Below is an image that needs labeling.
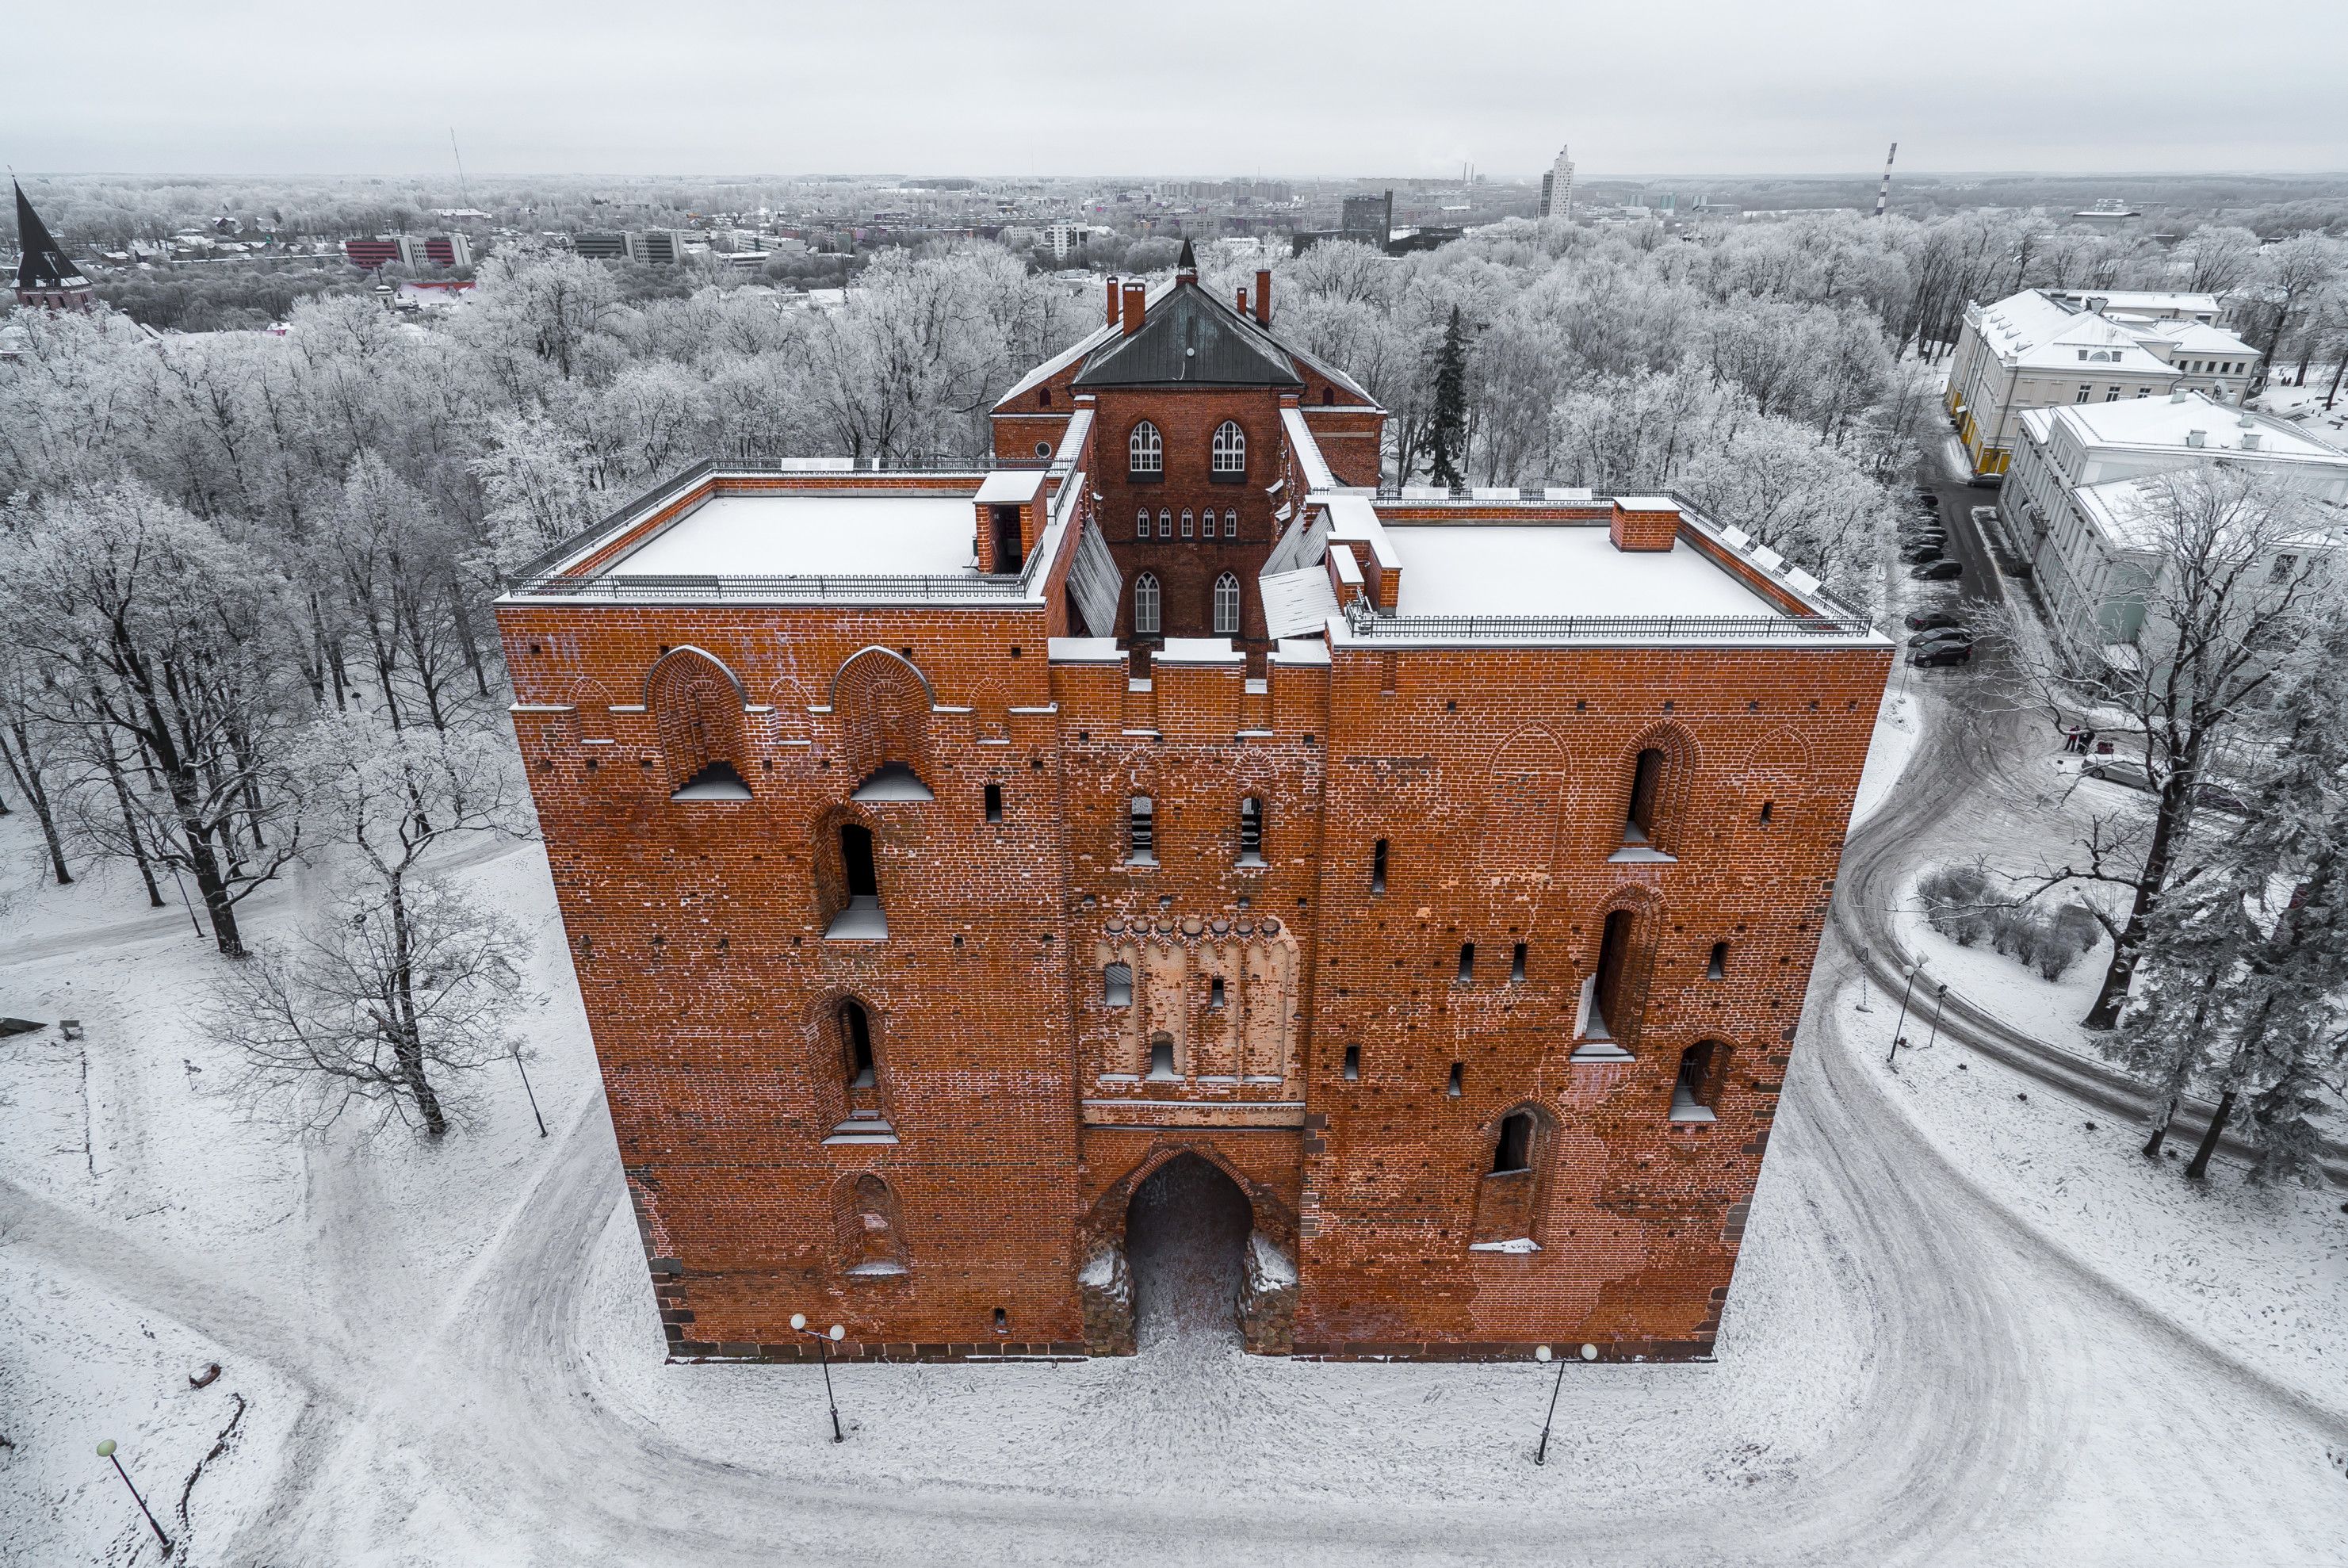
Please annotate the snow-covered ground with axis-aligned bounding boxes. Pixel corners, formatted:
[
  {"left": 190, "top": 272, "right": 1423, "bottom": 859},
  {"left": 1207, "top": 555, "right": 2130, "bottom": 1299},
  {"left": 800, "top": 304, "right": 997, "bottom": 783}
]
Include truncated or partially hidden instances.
[
  {"left": 5, "top": 687, "right": 2348, "bottom": 1563},
  {"left": 2251, "top": 371, "right": 2348, "bottom": 442}
]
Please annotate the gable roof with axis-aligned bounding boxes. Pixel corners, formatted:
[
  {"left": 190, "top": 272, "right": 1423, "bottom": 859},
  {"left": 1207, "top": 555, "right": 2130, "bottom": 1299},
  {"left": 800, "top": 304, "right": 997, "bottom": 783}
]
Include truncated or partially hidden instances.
[
  {"left": 13, "top": 182, "right": 88, "bottom": 291},
  {"left": 1073, "top": 279, "right": 1304, "bottom": 389}
]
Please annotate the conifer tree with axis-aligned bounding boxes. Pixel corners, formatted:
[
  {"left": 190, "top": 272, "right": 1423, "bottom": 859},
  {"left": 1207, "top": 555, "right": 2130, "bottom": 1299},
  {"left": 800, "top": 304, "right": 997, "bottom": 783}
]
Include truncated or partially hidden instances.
[
  {"left": 2115, "top": 618, "right": 2348, "bottom": 1183},
  {"left": 1426, "top": 306, "right": 1469, "bottom": 489}
]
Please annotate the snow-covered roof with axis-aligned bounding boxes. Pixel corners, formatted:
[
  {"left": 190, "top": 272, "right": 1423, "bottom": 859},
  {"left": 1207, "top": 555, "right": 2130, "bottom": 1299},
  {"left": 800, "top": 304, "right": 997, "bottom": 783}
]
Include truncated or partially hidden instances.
[
  {"left": 2052, "top": 393, "right": 2348, "bottom": 464},
  {"left": 2127, "top": 318, "right": 2256, "bottom": 357},
  {"left": 1971, "top": 289, "right": 2178, "bottom": 376},
  {"left": 1259, "top": 563, "right": 1342, "bottom": 639},
  {"left": 2041, "top": 288, "right": 2223, "bottom": 320},
  {"left": 1385, "top": 525, "right": 1775, "bottom": 619},
  {"left": 604, "top": 491, "right": 980, "bottom": 578},
  {"left": 974, "top": 469, "right": 1046, "bottom": 504},
  {"left": 2075, "top": 472, "right": 2348, "bottom": 554}
]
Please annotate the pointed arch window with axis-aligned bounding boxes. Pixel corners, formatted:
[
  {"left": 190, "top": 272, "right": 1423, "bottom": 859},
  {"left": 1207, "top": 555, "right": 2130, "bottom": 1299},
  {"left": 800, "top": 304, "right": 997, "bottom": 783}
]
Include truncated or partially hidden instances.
[
  {"left": 1128, "top": 421, "right": 1163, "bottom": 476},
  {"left": 1211, "top": 420, "right": 1246, "bottom": 477},
  {"left": 1180, "top": 508, "right": 1194, "bottom": 538},
  {"left": 1136, "top": 507, "right": 1150, "bottom": 541},
  {"left": 1158, "top": 509, "right": 1172, "bottom": 538},
  {"left": 1223, "top": 508, "right": 1239, "bottom": 538},
  {"left": 1133, "top": 572, "right": 1161, "bottom": 635},
  {"left": 1212, "top": 572, "right": 1241, "bottom": 635}
]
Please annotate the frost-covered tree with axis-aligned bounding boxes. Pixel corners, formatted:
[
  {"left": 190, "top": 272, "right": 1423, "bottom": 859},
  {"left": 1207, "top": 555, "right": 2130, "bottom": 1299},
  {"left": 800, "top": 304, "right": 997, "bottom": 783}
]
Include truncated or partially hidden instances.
[
  {"left": 0, "top": 481, "right": 306, "bottom": 954},
  {"left": 2119, "top": 618, "right": 2348, "bottom": 1181},
  {"left": 2008, "top": 466, "right": 2344, "bottom": 1028}
]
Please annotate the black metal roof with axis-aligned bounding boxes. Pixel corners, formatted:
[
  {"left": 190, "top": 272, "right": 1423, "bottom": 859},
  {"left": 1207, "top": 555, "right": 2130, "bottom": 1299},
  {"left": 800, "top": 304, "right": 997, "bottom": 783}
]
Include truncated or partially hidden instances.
[
  {"left": 1072, "top": 278, "right": 1304, "bottom": 389},
  {"left": 13, "top": 182, "right": 87, "bottom": 291}
]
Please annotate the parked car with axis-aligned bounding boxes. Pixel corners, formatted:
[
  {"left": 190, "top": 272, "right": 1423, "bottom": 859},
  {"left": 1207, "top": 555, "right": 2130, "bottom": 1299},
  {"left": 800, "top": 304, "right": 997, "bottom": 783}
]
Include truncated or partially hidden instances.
[
  {"left": 1910, "top": 641, "right": 1972, "bottom": 667},
  {"left": 2193, "top": 781, "right": 2251, "bottom": 816},
  {"left": 1910, "top": 560, "right": 1964, "bottom": 581},
  {"left": 1912, "top": 627, "right": 1975, "bottom": 650},
  {"left": 1914, "top": 491, "right": 1942, "bottom": 509},
  {"left": 2083, "top": 759, "right": 2155, "bottom": 793},
  {"left": 1905, "top": 530, "right": 1949, "bottom": 549},
  {"left": 1906, "top": 610, "right": 1968, "bottom": 633},
  {"left": 1902, "top": 545, "right": 1945, "bottom": 565}
]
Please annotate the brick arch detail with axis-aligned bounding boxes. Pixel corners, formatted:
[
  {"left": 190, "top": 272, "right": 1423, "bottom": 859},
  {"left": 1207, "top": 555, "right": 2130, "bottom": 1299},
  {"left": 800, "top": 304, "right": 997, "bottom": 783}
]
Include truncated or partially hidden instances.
[
  {"left": 1617, "top": 720, "right": 1701, "bottom": 853},
  {"left": 1083, "top": 1140, "right": 1298, "bottom": 1254},
  {"left": 831, "top": 1171, "right": 910, "bottom": 1274},
  {"left": 1589, "top": 883, "right": 1668, "bottom": 1049},
  {"left": 645, "top": 647, "right": 751, "bottom": 791},
  {"left": 831, "top": 647, "right": 935, "bottom": 780},
  {"left": 1741, "top": 725, "right": 1811, "bottom": 777},
  {"left": 1479, "top": 724, "right": 1570, "bottom": 908},
  {"left": 808, "top": 799, "right": 885, "bottom": 928}
]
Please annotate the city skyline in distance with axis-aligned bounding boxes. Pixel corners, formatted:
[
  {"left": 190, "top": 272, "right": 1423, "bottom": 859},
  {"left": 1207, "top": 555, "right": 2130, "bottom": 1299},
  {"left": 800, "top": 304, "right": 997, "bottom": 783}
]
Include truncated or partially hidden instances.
[{"left": 3, "top": 0, "right": 2343, "bottom": 180}]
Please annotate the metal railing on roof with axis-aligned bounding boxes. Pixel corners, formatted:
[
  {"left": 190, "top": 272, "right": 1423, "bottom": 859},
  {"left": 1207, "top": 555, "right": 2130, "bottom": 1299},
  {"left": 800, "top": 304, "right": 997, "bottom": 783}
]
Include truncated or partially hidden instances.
[
  {"left": 1340, "top": 602, "right": 1876, "bottom": 641},
  {"left": 510, "top": 571, "right": 1038, "bottom": 603}
]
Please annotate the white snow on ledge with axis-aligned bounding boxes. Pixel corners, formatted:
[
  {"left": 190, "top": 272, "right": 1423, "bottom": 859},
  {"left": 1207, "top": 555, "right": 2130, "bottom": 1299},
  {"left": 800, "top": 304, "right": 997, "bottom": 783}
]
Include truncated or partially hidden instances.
[{"left": 1469, "top": 1237, "right": 1542, "bottom": 1254}]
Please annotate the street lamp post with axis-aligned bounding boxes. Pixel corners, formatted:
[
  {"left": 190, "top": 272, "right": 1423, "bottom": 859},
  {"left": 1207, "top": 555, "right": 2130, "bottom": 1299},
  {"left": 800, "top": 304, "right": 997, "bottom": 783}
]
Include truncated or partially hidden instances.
[
  {"left": 1922, "top": 984, "right": 1951, "bottom": 1053},
  {"left": 1855, "top": 947, "right": 1873, "bottom": 1012},
  {"left": 95, "top": 1439, "right": 173, "bottom": 1556},
  {"left": 790, "top": 1313, "right": 848, "bottom": 1442},
  {"left": 1531, "top": 1342, "right": 1597, "bottom": 1465},
  {"left": 1887, "top": 963, "right": 1921, "bottom": 1068},
  {"left": 510, "top": 1045, "right": 547, "bottom": 1138}
]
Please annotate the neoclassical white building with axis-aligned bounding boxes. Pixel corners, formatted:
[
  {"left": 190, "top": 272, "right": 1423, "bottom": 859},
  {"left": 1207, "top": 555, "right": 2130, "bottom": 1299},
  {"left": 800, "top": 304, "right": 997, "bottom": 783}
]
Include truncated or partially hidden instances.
[
  {"left": 2001, "top": 390, "right": 2348, "bottom": 670},
  {"left": 1945, "top": 289, "right": 2263, "bottom": 478}
]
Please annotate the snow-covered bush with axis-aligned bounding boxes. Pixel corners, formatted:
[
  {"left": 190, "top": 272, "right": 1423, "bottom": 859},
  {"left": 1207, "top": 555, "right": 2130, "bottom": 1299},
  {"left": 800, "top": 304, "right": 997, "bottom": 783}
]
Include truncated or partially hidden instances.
[{"left": 1918, "top": 864, "right": 2099, "bottom": 980}]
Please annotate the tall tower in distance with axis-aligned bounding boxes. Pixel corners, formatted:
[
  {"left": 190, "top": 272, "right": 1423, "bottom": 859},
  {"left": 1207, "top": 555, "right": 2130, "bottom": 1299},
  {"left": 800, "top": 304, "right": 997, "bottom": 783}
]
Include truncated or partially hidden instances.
[{"left": 1536, "top": 145, "right": 1574, "bottom": 220}]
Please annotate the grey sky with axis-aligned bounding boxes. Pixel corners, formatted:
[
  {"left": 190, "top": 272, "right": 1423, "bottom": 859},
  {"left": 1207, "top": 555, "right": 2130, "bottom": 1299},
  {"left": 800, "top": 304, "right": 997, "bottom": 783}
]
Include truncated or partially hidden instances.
[{"left": 6, "top": 0, "right": 2344, "bottom": 179}]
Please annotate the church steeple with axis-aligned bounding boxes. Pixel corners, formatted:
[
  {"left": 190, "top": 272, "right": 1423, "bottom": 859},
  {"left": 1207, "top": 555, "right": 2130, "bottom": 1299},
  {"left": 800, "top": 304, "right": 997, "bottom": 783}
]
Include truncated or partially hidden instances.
[
  {"left": 1175, "top": 235, "right": 1198, "bottom": 282},
  {"left": 14, "top": 182, "right": 94, "bottom": 310}
]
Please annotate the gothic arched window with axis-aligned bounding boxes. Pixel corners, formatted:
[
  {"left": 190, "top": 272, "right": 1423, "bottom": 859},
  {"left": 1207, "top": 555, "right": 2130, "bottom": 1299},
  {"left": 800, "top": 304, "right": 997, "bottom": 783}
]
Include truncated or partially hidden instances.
[
  {"left": 1211, "top": 420, "right": 1245, "bottom": 475},
  {"left": 1128, "top": 421, "right": 1163, "bottom": 476},
  {"left": 1133, "top": 572, "right": 1161, "bottom": 635},
  {"left": 1212, "top": 572, "right": 1241, "bottom": 635}
]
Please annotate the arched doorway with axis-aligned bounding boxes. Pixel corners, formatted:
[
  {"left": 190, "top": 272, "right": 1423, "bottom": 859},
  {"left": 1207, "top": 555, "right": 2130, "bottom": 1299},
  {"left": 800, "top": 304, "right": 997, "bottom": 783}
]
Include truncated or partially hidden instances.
[{"left": 1123, "top": 1153, "right": 1252, "bottom": 1350}]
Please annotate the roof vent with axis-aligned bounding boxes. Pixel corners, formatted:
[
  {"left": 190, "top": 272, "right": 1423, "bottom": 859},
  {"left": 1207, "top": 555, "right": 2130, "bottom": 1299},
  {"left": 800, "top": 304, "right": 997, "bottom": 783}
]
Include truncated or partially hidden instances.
[
  {"left": 2238, "top": 412, "right": 2256, "bottom": 427},
  {"left": 2240, "top": 433, "right": 2261, "bottom": 451},
  {"left": 2170, "top": 388, "right": 2188, "bottom": 403},
  {"left": 2185, "top": 430, "right": 2205, "bottom": 448}
]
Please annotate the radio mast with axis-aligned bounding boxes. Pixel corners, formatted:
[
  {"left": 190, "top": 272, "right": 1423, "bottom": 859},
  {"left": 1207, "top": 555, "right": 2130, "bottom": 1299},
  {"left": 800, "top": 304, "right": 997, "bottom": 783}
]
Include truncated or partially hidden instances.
[{"left": 1872, "top": 141, "right": 1898, "bottom": 219}]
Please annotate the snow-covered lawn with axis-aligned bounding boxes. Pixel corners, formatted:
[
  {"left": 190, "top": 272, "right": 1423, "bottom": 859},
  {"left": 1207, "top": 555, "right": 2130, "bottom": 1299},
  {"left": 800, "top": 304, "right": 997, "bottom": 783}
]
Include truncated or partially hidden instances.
[
  {"left": 2251, "top": 373, "right": 2348, "bottom": 441},
  {"left": 1851, "top": 689, "right": 1922, "bottom": 830},
  {"left": 1831, "top": 969, "right": 2348, "bottom": 1417}
]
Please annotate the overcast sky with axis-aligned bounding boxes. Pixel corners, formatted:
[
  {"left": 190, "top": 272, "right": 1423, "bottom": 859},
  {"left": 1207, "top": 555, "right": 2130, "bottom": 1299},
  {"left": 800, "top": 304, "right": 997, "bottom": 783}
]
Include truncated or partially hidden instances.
[{"left": 6, "top": 0, "right": 2344, "bottom": 180}]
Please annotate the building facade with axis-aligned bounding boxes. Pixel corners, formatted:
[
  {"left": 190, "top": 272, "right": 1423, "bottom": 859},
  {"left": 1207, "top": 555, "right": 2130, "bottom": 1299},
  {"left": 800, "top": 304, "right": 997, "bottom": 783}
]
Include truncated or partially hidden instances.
[
  {"left": 1945, "top": 289, "right": 2263, "bottom": 478},
  {"left": 495, "top": 251, "right": 1891, "bottom": 1366},
  {"left": 1538, "top": 146, "right": 1574, "bottom": 220},
  {"left": 2003, "top": 390, "right": 2348, "bottom": 667}
]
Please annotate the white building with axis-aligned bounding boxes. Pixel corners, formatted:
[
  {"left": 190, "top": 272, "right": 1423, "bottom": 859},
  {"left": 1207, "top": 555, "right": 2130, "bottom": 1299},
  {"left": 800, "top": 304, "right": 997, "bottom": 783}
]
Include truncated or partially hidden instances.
[
  {"left": 2002, "top": 390, "right": 2348, "bottom": 666},
  {"left": 1945, "top": 289, "right": 2263, "bottom": 478},
  {"left": 1538, "top": 146, "right": 1574, "bottom": 220}
]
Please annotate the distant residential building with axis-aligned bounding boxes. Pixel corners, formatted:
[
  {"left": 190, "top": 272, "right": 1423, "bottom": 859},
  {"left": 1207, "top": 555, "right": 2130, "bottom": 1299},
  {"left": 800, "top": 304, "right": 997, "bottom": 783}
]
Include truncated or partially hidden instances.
[
  {"left": 343, "top": 235, "right": 417, "bottom": 270},
  {"left": 2002, "top": 390, "right": 2348, "bottom": 666},
  {"left": 1536, "top": 146, "right": 1574, "bottom": 220},
  {"left": 1944, "top": 289, "right": 2263, "bottom": 478},
  {"left": 423, "top": 234, "right": 472, "bottom": 268},
  {"left": 13, "top": 181, "right": 95, "bottom": 310}
]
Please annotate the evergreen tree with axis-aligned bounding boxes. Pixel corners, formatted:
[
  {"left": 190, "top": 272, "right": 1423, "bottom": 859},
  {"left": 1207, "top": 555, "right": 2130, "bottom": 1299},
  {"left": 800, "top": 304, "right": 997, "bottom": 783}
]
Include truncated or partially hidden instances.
[
  {"left": 2116, "top": 618, "right": 2348, "bottom": 1183},
  {"left": 1425, "top": 306, "right": 1469, "bottom": 489}
]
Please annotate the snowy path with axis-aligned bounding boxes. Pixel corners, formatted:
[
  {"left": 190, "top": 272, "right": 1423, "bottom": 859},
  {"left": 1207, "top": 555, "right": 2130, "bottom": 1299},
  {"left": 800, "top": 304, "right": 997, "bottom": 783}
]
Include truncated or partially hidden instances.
[{"left": 6, "top": 702, "right": 2347, "bottom": 1560}]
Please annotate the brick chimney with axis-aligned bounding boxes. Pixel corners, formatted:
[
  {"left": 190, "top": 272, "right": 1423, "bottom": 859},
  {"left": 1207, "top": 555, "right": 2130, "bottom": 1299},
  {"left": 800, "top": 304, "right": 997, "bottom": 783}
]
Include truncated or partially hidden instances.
[
  {"left": 1609, "top": 496, "right": 1681, "bottom": 553},
  {"left": 1253, "top": 269, "right": 1272, "bottom": 327},
  {"left": 1237, "top": 285, "right": 1249, "bottom": 315},
  {"left": 1104, "top": 274, "right": 1120, "bottom": 328},
  {"left": 1121, "top": 281, "right": 1146, "bottom": 336}
]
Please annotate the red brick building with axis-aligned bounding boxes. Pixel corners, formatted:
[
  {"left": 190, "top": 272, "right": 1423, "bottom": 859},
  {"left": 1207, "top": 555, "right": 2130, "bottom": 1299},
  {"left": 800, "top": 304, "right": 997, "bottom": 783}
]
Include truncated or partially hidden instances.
[{"left": 495, "top": 250, "right": 1892, "bottom": 1365}]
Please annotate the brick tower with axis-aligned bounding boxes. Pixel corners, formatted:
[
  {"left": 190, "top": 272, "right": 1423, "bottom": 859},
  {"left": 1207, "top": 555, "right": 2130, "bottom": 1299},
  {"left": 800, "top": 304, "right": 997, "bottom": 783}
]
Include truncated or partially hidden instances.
[{"left": 496, "top": 273, "right": 1891, "bottom": 1365}]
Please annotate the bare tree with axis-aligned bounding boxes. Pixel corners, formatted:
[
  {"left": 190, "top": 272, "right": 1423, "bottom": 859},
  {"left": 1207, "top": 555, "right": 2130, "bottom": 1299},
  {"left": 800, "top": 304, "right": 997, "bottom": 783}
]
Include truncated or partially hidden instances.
[
  {"left": 2004, "top": 466, "right": 2342, "bottom": 1028},
  {"left": 215, "top": 709, "right": 532, "bottom": 1136},
  {"left": 0, "top": 644, "right": 74, "bottom": 885}
]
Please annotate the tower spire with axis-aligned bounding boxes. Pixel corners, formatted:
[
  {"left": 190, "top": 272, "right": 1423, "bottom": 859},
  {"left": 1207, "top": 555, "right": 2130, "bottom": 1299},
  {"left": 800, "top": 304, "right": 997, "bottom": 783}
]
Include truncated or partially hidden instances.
[{"left": 14, "top": 180, "right": 94, "bottom": 308}]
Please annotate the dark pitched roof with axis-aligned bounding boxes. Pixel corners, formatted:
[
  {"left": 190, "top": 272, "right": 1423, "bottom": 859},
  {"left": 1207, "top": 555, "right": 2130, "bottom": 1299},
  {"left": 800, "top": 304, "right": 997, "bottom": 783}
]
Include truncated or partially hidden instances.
[
  {"left": 14, "top": 182, "right": 87, "bottom": 291},
  {"left": 1072, "top": 279, "right": 1303, "bottom": 389},
  {"left": 1176, "top": 236, "right": 1197, "bottom": 273}
]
